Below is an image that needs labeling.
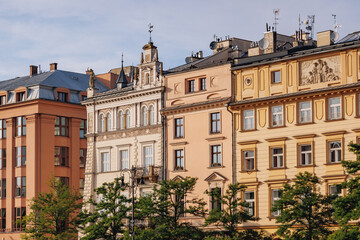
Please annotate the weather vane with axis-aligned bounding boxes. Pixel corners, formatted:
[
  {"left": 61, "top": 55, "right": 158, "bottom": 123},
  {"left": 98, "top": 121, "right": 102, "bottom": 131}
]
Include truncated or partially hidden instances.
[{"left": 148, "top": 23, "right": 154, "bottom": 43}]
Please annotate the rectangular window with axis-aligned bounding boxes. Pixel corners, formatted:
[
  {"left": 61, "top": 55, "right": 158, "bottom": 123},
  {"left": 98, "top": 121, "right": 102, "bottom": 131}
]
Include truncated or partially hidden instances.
[
  {"left": 299, "top": 101, "right": 312, "bottom": 123},
  {"left": 243, "top": 150, "right": 255, "bottom": 171},
  {"left": 15, "top": 177, "right": 26, "bottom": 197},
  {"left": 210, "top": 112, "right": 221, "bottom": 133},
  {"left": 55, "top": 177, "right": 69, "bottom": 186},
  {"left": 120, "top": 150, "right": 129, "bottom": 170},
  {"left": 244, "top": 191, "right": 255, "bottom": 216},
  {"left": 210, "top": 188, "right": 221, "bottom": 211},
  {"left": 16, "top": 116, "right": 26, "bottom": 136},
  {"left": 101, "top": 152, "right": 110, "bottom": 172},
  {"left": 0, "top": 209, "right": 5, "bottom": 230},
  {"left": 16, "top": 92, "right": 25, "bottom": 102},
  {"left": 14, "top": 207, "right": 26, "bottom": 231},
  {"left": 243, "top": 109, "right": 255, "bottom": 130},
  {"left": 0, "top": 149, "right": 6, "bottom": 169},
  {"left": 80, "top": 119, "right": 86, "bottom": 138},
  {"left": 175, "top": 193, "right": 185, "bottom": 217},
  {"left": 0, "top": 120, "right": 6, "bottom": 139},
  {"left": 329, "top": 185, "right": 342, "bottom": 196},
  {"left": 272, "top": 189, "right": 282, "bottom": 216},
  {"left": 272, "top": 71, "right": 281, "bottom": 83},
  {"left": 299, "top": 144, "right": 312, "bottom": 166},
  {"left": 54, "top": 147, "right": 69, "bottom": 167},
  {"left": 0, "top": 96, "right": 6, "bottom": 105},
  {"left": 0, "top": 179, "right": 5, "bottom": 198},
  {"left": 57, "top": 92, "right": 68, "bottom": 102},
  {"left": 174, "top": 118, "right": 184, "bottom": 138},
  {"left": 174, "top": 149, "right": 184, "bottom": 171},
  {"left": 271, "top": 147, "right": 283, "bottom": 168},
  {"left": 328, "top": 97, "right": 341, "bottom": 120},
  {"left": 143, "top": 146, "right": 153, "bottom": 174},
  {"left": 200, "top": 77, "right": 206, "bottom": 90},
  {"left": 80, "top": 148, "right": 87, "bottom": 168},
  {"left": 211, "top": 145, "right": 222, "bottom": 167},
  {"left": 188, "top": 80, "right": 195, "bottom": 93},
  {"left": 55, "top": 116, "right": 69, "bottom": 136},
  {"left": 15, "top": 147, "right": 26, "bottom": 167},
  {"left": 329, "top": 141, "right": 342, "bottom": 163},
  {"left": 79, "top": 178, "right": 85, "bottom": 195},
  {"left": 271, "top": 106, "right": 283, "bottom": 127}
]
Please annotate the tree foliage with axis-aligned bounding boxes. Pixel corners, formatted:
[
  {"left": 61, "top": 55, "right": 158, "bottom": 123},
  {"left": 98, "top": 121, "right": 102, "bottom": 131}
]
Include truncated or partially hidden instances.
[
  {"left": 134, "top": 177, "right": 206, "bottom": 240},
  {"left": 272, "top": 172, "right": 335, "bottom": 240},
  {"left": 204, "top": 183, "right": 254, "bottom": 238},
  {"left": 78, "top": 177, "right": 131, "bottom": 240},
  {"left": 329, "top": 142, "right": 360, "bottom": 239},
  {"left": 22, "top": 178, "right": 83, "bottom": 240}
]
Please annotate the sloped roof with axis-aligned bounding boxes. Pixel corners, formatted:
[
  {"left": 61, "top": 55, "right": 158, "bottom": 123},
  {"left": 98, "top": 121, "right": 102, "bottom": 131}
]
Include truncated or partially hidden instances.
[{"left": 337, "top": 31, "right": 360, "bottom": 44}]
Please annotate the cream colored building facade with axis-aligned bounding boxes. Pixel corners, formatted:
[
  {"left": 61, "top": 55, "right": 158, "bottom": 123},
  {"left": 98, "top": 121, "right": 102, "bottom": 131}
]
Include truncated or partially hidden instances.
[
  {"left": 229, "top": 31, "right": 360, "bottom": 233},
  {"left": 82, "top": 41, "right": 164, "bottom": 209}
]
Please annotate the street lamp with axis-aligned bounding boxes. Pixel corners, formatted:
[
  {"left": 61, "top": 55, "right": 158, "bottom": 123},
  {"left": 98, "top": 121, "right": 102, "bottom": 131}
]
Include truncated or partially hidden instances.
[{"left": 120, "top": 166, "right": 145, "bottom": 240}]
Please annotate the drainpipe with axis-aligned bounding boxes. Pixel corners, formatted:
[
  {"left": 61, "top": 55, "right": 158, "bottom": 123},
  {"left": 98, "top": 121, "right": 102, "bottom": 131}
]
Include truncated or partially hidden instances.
[
  {"left": 161, "top": 87, "right": 166, "bottom": 180},
  {"left": 225, "top": 103, "right": 235, "bottom": 184}
]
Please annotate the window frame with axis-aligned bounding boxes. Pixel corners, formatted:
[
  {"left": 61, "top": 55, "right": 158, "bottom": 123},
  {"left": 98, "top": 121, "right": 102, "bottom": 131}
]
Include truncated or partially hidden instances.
[
  {"left": 100, "top": 151, "right": 110, "bottom": 172},
  {"left": 15, "top": 176, "right": 26, "bottom": 198},
  {"left": 80, "top": 119, "right": 87, "bottom": 138},
  {"left": 16, "top": 92, "right": 25, "bottom": 102},
  {"left": 125, "top": 109, "right": 131, "bottom": 129},
  {"left": 298, "top": 143, "right": 313, "bottom": 167},
  {"left": 149, "top": 105, "right": 155, "bottom": 125},
  {"left": 210, "top": 112, "right": 221, "bottom": 134},
  {"left": 0, "top": 95, "right": 6, "bottom": 105},
  {"left": 57, "top": 92, "right": 68, "bottom": 102},
  {"left": 15, "top": 116, "right": 26, "bottom": 137},
  {"left": 271, "top": 70, "right": 281, "bottom": 84},
  {"left": 187, "top": 79, "right": 195, "bottom": 93},
  {"left": 54, "top": 146, "right": 69, "bottom": 167},
  {"left": 327, "top": 96, "right": 342, "bottom": 121},
  {"left": 120, "top": 149, "right": 129, "bottom": 170},
  {"left": 271, "top": 189, "right": 282, "bottom": 217},
  {"left": 142, "top": 145, "right": 154, "bottom": 175},
  {"left": 244, "top": 190, "right": 255, "bottom": 217},
  {"left": 55, "top": 116, "right": 69, "bottom": 137},
  {"left": 14, "top": 207, "right": 26, "bottom": 231},
  {"left": 327, "top": 140, "right": 342, "bottom": 164},
  {"left": 174, "top": 149, "right": 184, "bottom": 171},
  {"left": 174, "top": 118, "right": 184, "bottom": 138},
  {"left": 0, "top": 120, "right": 6, "bottom": 139},
  {"left": 210, "top": 187, "right": 222, "bottom": 211},
  {"left": 210, "top": 144, "right": 222, "bottom": 168},
  {"left": 80, "top": 148, "right": 87, "bottom": 168},
  {"left": 0, "top": 208, "right": 5, "bottom": 230},
  {"left": 0, "top": 179, "right": 5, "bottom": 198},
  {"left": 199, "top": 77, "right": 206, "bottom": 91},
  {"left": 0, "top": 149, "right": 6, "bottom": 169},
  {"left": 242, "top": 149, "right": 256, "bottom": 172},
  {"left": 270, "top": 146, "right": 285, "bottom": 169},
  {"left": 242, "top": 109, "right": 255, "bottom": 131},
  {"left": 270, "top": 105, "right": 284, "bottom": 128},
  {"left": 15, "top": 146, "right": 26, "bottom": 167},
  {"left": 298, "top": 100, "right": 313, "bottom": 124}
]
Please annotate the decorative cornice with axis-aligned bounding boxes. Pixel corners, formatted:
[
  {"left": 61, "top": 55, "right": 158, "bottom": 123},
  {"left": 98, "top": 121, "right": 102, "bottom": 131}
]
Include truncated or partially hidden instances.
[
  {"left": 169, "top": 141, "right": 188, "bottom": 146},
  {"left": 293, "top": 134, "right": 317, "bottom": 139},
  {"left": 205, "top": 136, "right": 226, "bottom": 142},
  {"left": 322, "top": 130, "right": 347, "bottom": 136},
  {"left": 265, "top": 137, "right": 288, "bottom": 142},
  {"left": 237, "top": 140, "right": 259, "bottom": 145}
]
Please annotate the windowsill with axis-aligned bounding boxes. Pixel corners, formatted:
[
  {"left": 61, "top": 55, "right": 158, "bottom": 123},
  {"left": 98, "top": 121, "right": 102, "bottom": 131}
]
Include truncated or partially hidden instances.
[
  {"left": 15, "top": 166, "right": 26, "bottom": 168},
  {"left": 241, "top": 129, "right": 257, "bottom": 132},
  {"left": 239, "top": 170, "right": 258, "bottom": 173},
  {"left": 55, "top": 135, "right": 69, "bottom": 138},
  {"left": 208, "top": 165, "right": 224, "bottom": 169},
  {"left": 55, "top": 165, "right": 70, "bottom": 168},
  {"left": 295, "top": 164, "right": 316, "bottom": 168},
  {"left": 267, "top": 167, "right": 287, "bottom": 171},
  {"left": 324, "top": 118, "right": 344, "bottom": 122},
  {"left": 271, "top": 82, "right": 282, "bottom": 85},
  {"left": 80, "top": 167, "right": 86, "bottom": 169},
  {"left": 14, "top": 135, "right": 26, "bottom": 138},
  {"left": 14, "top": 196, "right": 26, "bottom": 198},
  {"left": 210, "top": 132, "right": 221, "bottom": 135},
  {"left": 295, "top": 122, "right": 314, "bottom": 126},
  {"left": 268, "top": 125, "right": 285, "bottom": 129},
  {"left": 174, "top": 136, "right": 184, "bottom": 140},
  {"left": 173, "top": 169, "right": 186, "bottom": 172},
  {"left": 324, "top": 162, "right": 342, "bottom": 166}
]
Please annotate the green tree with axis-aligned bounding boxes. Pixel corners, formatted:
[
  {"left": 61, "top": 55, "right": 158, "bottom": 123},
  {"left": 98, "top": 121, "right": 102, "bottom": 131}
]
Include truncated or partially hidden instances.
[
  {"left": 271, "top": 172, "right": 335, "bottom": 240},
  {"left": 78, "top": 177, "right": 131, "bottom": 240},
  {"left": 134, "top": 177, "right": 206, "bottom": 240},
  {"left": 22, "top": 178, "right": 83, "bottom": 240},
  {"left": 204, "top": 183, "right": 258, "bottom": 239},
  {"left": 329, "top": 142, "right": 360, "bottom": 240}
]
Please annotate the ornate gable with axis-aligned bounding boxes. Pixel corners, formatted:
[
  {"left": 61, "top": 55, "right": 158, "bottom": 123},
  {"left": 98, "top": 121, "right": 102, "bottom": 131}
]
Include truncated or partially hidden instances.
[{"left": 204, "top": 172, "right": 227, "bottom": 182}]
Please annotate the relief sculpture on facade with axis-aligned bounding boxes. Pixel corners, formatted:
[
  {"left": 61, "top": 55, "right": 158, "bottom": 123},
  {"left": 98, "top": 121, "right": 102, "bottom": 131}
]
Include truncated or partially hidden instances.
[{"left": 300, "top": 56, "right": 340, "bottom": 86}]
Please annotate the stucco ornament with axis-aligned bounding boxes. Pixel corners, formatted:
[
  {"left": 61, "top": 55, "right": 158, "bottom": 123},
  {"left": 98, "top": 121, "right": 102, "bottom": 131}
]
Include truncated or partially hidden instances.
[
  {"left": 300, "top": 56, "right": 340, "bottom": 86},
  {"left": 89, "top": 69, "right": 96, "bottom": 88}
]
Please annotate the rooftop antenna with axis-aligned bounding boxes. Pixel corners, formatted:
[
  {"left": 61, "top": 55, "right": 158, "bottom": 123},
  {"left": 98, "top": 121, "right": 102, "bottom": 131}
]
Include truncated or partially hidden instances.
[
  {"left": 305, "top": 15, "right": 315, "bottom": 39},
  {"left": 148, "top": 23, "right": 154, "bottom": 43},
  {"left": 273, "top": 9, "right": 280, "bottom": 32},
  {"left": 332, "top": 14, "right": 342, "bottom": 32}
]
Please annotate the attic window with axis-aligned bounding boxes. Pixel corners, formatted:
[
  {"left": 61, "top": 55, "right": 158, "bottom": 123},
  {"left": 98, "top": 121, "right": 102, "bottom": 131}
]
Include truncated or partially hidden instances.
[
  {"left": 0, "top": 96, "right": 6, "bottom": 105},
  {"left": 57, "top": 92, "right": 68, "bottom": 102},
  {"left": 271, "top": 71, "right": 281, "bottom": 84},
  {"left": 16, "top": 92, "right": 25, "bottom": 102}
]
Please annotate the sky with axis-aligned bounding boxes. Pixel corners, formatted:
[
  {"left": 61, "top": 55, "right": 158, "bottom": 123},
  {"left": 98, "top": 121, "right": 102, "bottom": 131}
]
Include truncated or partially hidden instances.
[{"left": 0, "top": 0, "right": 359, "bottom": 80}]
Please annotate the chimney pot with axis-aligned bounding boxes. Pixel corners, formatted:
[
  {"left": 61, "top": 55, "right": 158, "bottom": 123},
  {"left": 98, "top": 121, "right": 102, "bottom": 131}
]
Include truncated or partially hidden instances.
[
  {"left": 50, "top": 63, "right": 58, "bottom": 71},
  {"left": 30, "top": 65, "right": 38, "bottom": 77}
]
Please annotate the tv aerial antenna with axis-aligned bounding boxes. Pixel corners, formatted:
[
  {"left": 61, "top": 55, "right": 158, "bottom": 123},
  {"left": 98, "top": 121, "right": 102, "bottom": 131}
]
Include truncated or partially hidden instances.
[
  {"left": 304, "top": 15, "right": 315, "bottom": 39},
  {"left": 332, "top": 14, "right": 342, "bottom": 32},
  {"left": 273, "top": 9, "right": 280, "bottom": 32},
  {"left": 148, "top": 23, "right": 154, "bottom": 42}
]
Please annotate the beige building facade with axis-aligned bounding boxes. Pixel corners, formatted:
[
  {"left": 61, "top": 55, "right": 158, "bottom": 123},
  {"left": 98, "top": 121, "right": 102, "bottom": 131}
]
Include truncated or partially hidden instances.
[
  {"left": 82, "top": 41, "right": 164, "bottom": 210},
  {"left": 229, "top": 30, "right": 360, "bottom": 232}
]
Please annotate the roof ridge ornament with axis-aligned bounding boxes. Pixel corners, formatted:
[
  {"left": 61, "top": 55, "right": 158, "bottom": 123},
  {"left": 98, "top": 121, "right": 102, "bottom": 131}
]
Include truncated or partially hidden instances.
[{"left": 148, "top": 23, "right": 154, "bottom": 43}]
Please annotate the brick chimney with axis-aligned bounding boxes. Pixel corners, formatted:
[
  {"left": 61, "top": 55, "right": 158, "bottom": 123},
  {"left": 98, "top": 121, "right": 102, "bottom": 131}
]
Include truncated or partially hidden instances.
[
  {"left": 50, "top": 63, "right": 58, "bottom": 71},
  {"left": 30, "top": 65, "right": 38, "bottom": 77}
]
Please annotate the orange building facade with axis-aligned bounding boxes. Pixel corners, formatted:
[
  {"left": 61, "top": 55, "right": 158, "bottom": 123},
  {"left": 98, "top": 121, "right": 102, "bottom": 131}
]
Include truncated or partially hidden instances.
[{"left": 0, "top": 64, "right": 107, "bottom": 239}]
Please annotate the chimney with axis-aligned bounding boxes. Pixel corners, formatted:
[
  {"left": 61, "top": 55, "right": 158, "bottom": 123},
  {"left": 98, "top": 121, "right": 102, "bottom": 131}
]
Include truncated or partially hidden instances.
[
  {"left": 30, "top": 65, "right": 38, "bottom": 77},
  {"left": 317, "top": 30, "right": 335, "bottom": 47},
  {"left": 50, "top": 63, "right": 58, "bottom": 71}
]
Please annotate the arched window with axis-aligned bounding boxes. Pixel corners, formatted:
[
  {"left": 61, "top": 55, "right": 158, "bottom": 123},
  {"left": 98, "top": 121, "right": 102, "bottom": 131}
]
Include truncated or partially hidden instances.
[
  {"left": 106, "top": 113, "right": 111, "bottom": 131},
  {"left": 119, "top": 111, "right": 124, "bottom": 130},
  {"left": 125, "top": 109, "right": 131, "bottom": 129},
  {"left": 142, "top": 106, "right": 148, "bottom": 126},
  {"left": 149, "top": 105, "right": 155, "bottom": 125},
  {"left": 99, "top": 114, "right": 105, "bottom": 132},
  {"left": 145, "top": 73, "right": 150, "bottom": 84}
]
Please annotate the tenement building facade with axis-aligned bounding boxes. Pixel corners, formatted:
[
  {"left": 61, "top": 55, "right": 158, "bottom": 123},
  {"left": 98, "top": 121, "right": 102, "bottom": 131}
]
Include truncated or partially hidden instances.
[
  {"left": 82, "top": 40, "right": 164, "bottom": 211},
  {"left": 0, "top": 63, "right": 107, "bottom": 238},
  {"left": 228, "top": 30, "right": 360, "bottom": 233}
]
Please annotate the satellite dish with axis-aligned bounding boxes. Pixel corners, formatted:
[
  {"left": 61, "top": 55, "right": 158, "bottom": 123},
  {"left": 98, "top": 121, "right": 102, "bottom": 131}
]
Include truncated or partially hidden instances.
[
  {"left": 185, "top": 57, "right": 191, "bottom": 64},
  {"left": 330, "top": 31, "right": 339, "bottom": 42},
  {"left": 259, "top": 38, "right": 269, "bottom": 50},
  {"left": 209, "top": 41, "right": 217, "bottom": 50}
]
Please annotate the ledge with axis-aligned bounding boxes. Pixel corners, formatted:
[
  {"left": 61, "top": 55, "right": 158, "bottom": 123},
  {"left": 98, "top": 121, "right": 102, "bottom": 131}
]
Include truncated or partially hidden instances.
[
  {"left": 293, "top": 134, "right": 317, "bottom": 139},
  {"left": 205, "top": 136, "right": 226, "bottom": 142},
  {"left": 238, "top": 140, "right": 259, "bottom": 145},
  {"left": 169, "top": 141, "right": 188, "bottom": 146},
  {"left": 322, "top": 130, "right": 347, "bottom": 136},
  {"left": 265, "top": 137, "right": 288, "bottom": 142}
]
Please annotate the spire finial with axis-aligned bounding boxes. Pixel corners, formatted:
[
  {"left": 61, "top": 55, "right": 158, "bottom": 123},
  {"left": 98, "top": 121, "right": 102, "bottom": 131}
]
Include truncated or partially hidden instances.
[
  {"left": 148, "top": 23, "right": 154, "bottom": 43},
  {"left": 121, "top": 53, "right": 124, "bottom": 68}
]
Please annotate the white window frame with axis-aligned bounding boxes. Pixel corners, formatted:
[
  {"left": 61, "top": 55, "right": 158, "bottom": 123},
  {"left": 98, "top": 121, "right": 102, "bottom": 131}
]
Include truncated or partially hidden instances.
[
  {"left": 299, "top": 144, "right": 312, "bottom": 166},
  {"left": 174, "top": 149, "right": 184, "bottom": 171},
  {"left": 272, "top": 189, "right": 282, "bottom": 217},
  {"left": 243, "top": 109, "right": 255, "bottom": 130},
  {"left": 125, "top": 109, "right": 131, "bottom": 128},
  {"left": 299, "top": 101, "right": 312, "bottom": 123},
  {"left": 328, "top": 97, "right": 341, "bottom": 120},
  {"left": 141, "top": 141, "right": 155, "bottom": 174},
  {"left": 329, "top": 185, "right": 342, "bottom": 196},
  {"left": 142, "top": 106, "right": 148, "bottom": 126},
  {"left": 106, "top": 113, "right": 112, "bottom": 131},
  {"left": 243, "top": 150, "right": 255, "bottom": 171},
  {"left": 118, "top": 111, "right": 124, "bottom": 130},
  {"left": 329, "top": 141, "right": 342, "bottom": 163},
  {"left": 99, "top": 114, "right": 105, "bottom": 132},
  {"left": 271, "top": 105, "right": 283, "bottom": 127},
  {"left": 149, "top": 105, "right": 155, "bottom": 125},
  {"left": 244, "top": 191, "right": 255, "bottom": 216},
  {"left": 120, "top": 150, "right": 129, "bottom": 170},
  {"left": 271, "top": 147, "right": 283, "bottom": 168}
]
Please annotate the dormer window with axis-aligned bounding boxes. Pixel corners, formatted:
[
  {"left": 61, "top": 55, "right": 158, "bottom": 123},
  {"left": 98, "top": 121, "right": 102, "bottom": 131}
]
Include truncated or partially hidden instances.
[
  {"left": 187, "top": 80, "right": 195, "bottom": 93},
  {"left": 57, "top": 92, "right": 68, "bottom": 102},
  {"left": 16, "top": 92, "right": 25, "bottom": 102},
  {"left": 0, "top": 96, "right": 5, "bottom": 105}
]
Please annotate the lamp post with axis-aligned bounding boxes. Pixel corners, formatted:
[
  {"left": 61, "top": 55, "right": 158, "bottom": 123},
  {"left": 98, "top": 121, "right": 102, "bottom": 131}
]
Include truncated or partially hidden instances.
[{"left": 120, "top": 166, "right": 145, "bottom": 240}]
